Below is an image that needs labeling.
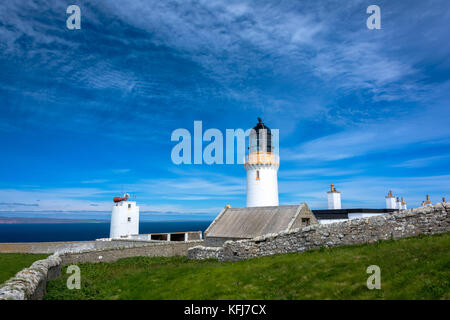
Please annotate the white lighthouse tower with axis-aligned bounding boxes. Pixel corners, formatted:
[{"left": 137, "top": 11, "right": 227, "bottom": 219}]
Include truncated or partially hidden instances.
[
  {"left": 244, "top": 118, "right": 279, "bottom": 207},
  {"left": 110, "top": 194, "right": 140, "bottom": 239}
]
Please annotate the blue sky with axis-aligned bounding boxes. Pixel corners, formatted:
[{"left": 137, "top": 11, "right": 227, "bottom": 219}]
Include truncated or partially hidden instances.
[{"left": 1, "top": 0, "right": 449, "bottom": 221}]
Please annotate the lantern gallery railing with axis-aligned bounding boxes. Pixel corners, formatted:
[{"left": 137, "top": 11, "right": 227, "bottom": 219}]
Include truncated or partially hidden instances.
[{"left": 245, "top": 152, "right": 280, "bottom": 165}]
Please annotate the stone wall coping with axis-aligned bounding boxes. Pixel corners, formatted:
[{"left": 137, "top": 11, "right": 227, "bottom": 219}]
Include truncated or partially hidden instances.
[
  {"left": 189, "top": 245, "right": 224, "bottom": 252},
  {"left": 60, "top": 240, "right": 204, "bottom": 255}
]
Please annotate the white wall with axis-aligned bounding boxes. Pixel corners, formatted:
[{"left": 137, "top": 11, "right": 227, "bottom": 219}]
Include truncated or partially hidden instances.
[
  {"left": 318, "top": 219, "right": 348, "bottom": 225},
  {"left": 348, "top": 213, "right": 383, "bottom": 219},
  {"left": 318, "top": 212, "right": 384, "bottom": 225}
]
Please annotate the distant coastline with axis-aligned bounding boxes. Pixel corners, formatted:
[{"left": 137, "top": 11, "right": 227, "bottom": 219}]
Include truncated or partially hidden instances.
[{"left": 0, "top": 217, "right": 107, "bottom": 224}]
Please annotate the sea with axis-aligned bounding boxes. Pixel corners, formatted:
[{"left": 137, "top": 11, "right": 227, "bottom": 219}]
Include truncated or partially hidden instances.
[{"left": 0, "top": 221, "right": 212, "bottom": 243}]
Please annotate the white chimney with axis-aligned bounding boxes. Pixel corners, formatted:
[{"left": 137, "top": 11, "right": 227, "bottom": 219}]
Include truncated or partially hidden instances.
[
  {"left": 424, "top": 195, "right": 432, "bottom": 207},
  {"left": 401, "top": 197, "right": 407, "bottom": 210},
  {"left": 385, "top": 190, "right": 396, "bottom": 209},
  {"left": 327, "top": 184, "right": 341, "bottom": 209},
  {"left": 396, "top": 197, "right": 402, "bottom": 210}
]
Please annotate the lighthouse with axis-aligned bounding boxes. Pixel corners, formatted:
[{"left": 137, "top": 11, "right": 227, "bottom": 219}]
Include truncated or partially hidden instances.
[
  {"left": 110, "top": 194, "right": 140, "bottom": 239},
  {"left": 244, "top": 118, "right": 279, "bottom": 207}
]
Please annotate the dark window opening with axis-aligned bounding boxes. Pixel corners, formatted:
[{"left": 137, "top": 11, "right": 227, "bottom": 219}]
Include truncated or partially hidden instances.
[
  {"left": 302, "top": 218, "right": 311, "bottom": 226},
  {"left": 151, "top": 234, "right": 168, "bottom": 241},
  {"left": 256, "top": 170, "right": 260, "bottom": 180},
  {"left": 127, "top": 217, "right": 131, "bottom": 222},
  {"left": 170, "top": 233, "right": 185, "bottom": 241}
]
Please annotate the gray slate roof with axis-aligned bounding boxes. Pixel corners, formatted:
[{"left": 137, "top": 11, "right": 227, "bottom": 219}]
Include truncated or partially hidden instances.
[{"left": 205, "top": 203, "right": 311, "bottom": 239}]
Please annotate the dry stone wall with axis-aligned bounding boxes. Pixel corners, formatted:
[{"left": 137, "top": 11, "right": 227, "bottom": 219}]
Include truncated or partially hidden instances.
[
  {"left": 188, "top": 204, "right": 450, "bottom": 261},
  {"left": 60, "top": 240, "right": 203, "bottom": 264},
  {"left": 0, "top": 254, "right": 61, "bottom": 300},
  {"left": 0, "top": 239, "right": 171, "bottom": 254}
]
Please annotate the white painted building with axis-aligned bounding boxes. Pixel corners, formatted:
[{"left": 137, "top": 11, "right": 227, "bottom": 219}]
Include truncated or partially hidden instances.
[
  {"left": 327, "top": 184, "right": 341, "bottom": 209},
  {"left": 110, "top": 194, "right": 139, "bottom": 239},
  {"left": 245, "top": 118, "right": 279, "bottom": 207}
]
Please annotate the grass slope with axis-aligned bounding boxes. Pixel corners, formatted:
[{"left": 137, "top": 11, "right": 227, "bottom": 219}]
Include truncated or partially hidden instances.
[
  {"left": 45, "top": 233, "right": 450, "bottom": 300},
  {"left": 0, "top": 253, "right": 49, "bottom": 284}
]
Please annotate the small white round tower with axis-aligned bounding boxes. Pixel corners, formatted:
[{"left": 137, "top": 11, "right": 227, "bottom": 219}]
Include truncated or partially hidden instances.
[
  {"left": 244, "top": 118, "right": 279, "bottom": 207},
  {"left": 110, "top": 194, "right": 140, "bottom": 239}
]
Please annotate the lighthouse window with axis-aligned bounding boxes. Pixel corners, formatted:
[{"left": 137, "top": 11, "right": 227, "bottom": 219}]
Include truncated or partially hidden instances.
[
  {"left": 128, "top": 217, "right": 131, "bottom": 222},
  {"left": 256, "top": 170, "right": 260, "bottom": 180},
  {"left": 128, "top": 204, "right": 131, "bottom": 209}
]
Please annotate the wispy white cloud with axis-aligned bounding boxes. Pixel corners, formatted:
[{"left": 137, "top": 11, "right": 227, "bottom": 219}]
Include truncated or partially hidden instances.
[
  {"left": 81, "top": 179, "right": 110, "bottom": 184},
  {"left": 392, "top": 155, "right": 450, "bottom": 169},
  {"left": 283, "top": 106, "right": 450, "bottom": 162},
  {"left": 0, "top": 186, "right": 222, "bottom": 217},
  {"left": 0, "top": 188, "right": 112, "bottom": 212},
  {"left": 135, "top": 171, "right": 246, "bottom": 201},
  {"left": 2, "top": 0, "right": 448, "bottom": 138},
  {"left": 98, "top": 0, "right": 430, "bottom": 102},
  {"left": 112, "top": 169, "right": 131, "bottom": 174},
  {"left": 279, "top": 168, "right": 363, "bottom": 179}
]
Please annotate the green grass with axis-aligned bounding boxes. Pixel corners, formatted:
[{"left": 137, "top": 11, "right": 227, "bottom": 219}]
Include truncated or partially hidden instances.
[
  {"left": 45, "top": 233, "right": 450, "bottom": 300},
  {"left": 0, "top": 253, "right": 49, "bottom": 284}
]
